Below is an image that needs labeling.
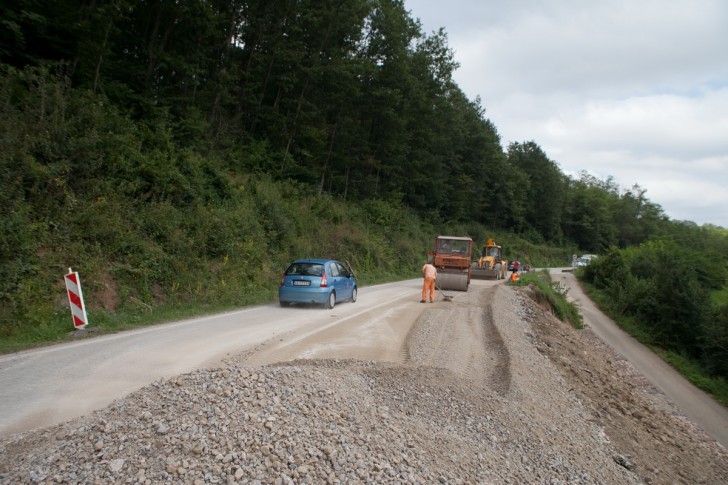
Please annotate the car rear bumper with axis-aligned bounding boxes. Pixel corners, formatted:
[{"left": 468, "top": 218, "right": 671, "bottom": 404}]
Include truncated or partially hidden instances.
[{"left": 279, "top": 287, "right": 330, "bottom": 304}]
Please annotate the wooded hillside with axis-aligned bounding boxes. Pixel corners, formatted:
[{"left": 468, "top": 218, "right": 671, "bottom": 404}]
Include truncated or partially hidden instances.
[
  {"left": 1, "top": 1, "right": 726, "bottom": 363},
  {"left": 2, "top": 0, "right": 672, "bottom": 240}
]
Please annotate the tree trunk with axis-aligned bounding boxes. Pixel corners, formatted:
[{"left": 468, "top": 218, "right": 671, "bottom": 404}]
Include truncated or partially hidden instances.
[
  {"left": 93, "top": 20, "right": 113, "bottom": 93},
  {"left": 280, "top": 77, "right": 310, "bottom": 172},
  {"left": 318, "top": 122, "right": 337, "bottom": 196}
]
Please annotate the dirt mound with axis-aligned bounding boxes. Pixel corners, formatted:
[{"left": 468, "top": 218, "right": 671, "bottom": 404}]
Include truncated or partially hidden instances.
[
  {"left": 0, "top": 283, "right": 725, "bottom": 484},
  {"left": 520, "top": 285, "right": 727, "bottom": 484}
]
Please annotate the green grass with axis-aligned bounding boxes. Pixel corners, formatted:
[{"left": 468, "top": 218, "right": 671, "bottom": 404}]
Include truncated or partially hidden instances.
[
  {"left": 0, "top": 270, "right": 414, "bottom": 355},
  {"left": 0, "top": 295, "right": 269, "bottom": 355},
  {"left": 508, "top": 270, "right": 584, "bottom": 329},
  {"left": 657, "top": 350, "right": 728, "bottom": 407},
  {"left": 578, "top": 279, "right": 728, "bottom": 408}
]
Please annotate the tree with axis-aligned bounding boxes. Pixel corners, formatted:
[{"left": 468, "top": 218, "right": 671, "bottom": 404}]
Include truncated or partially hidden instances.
[
  {"left": 612, "top": 184, "right": 666, "bottom": 247},
  {"left": 507, "top": 141, "right": 565, "bottom": 242},
  {"left": 562, "top": 174, "right": 617, "bottom": 252}
]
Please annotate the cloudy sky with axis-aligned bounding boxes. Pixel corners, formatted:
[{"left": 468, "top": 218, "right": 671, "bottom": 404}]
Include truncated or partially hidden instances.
[{"left": 405, "top": 0, "right": 728, "bottom": 228}]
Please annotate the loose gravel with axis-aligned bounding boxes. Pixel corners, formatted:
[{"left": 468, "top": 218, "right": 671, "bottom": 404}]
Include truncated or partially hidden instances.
[{"left": 0, "top": 284, "right": 725, "bottom": 484}]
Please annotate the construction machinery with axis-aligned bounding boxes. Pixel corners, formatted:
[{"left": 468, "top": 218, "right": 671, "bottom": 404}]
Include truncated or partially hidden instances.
[
  {"left": 471, "top": 238, "right": 508, "bottom": 280},
  {"left": 426, "top": 236, "right": 472, "bottom": 291}
]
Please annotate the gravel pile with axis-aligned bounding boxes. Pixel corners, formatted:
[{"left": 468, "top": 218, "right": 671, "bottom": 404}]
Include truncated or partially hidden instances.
[{"left": 0, "top": 285, "right": 719, "bottom": 484}]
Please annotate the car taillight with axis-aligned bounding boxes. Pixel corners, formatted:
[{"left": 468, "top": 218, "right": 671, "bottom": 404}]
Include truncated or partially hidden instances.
[
  {"left": 320, "top": 273, "right": 328, "bottom": 287},
  {"left": 280, "top": 273, "right": 285, "bottom": 286}
]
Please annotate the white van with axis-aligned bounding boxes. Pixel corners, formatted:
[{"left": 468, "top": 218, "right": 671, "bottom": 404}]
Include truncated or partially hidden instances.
[{"left": 576, "top": 254, "right": 597, "bottom": 267}]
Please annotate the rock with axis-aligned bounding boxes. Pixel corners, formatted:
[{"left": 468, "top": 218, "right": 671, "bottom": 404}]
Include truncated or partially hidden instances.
[
  {"left": 614, "top": 454, "right": 635, "bottom": 470},
  {"left": 0, "top": 286, "right": 726, "bottom": 485},
  {"left": 109, "top": 458, "right": 125, "bottom": 472}
]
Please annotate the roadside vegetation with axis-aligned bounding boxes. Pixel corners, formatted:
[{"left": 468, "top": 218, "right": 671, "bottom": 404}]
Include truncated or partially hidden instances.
[
  {"left": 1, "top": 0, "right": 726, "bottom": 406},
  {"left": 510, "top": 271, "right": 584, "bottom": 330},
  {"left": 578, "top": 233, "right": 728, "bottom": 406}
]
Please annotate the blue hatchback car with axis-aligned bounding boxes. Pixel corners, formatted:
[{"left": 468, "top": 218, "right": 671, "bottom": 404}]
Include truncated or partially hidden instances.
[{"left": 279, "top": 259, "right": 357, "bottom": 309}]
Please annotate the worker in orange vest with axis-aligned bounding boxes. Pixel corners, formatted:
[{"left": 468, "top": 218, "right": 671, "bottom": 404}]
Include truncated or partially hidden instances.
[{"left": 421, "top": 262, "right": 437, "bottom": 303}]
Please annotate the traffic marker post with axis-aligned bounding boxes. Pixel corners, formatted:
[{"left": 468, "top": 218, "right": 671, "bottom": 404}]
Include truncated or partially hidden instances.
[{"left": 64, "top": 268, "right": 89, "bottom": 330}]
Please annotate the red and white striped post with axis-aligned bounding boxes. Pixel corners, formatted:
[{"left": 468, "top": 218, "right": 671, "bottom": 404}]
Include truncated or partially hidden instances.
[{"left": 64, "top": 268, "right": 89, "bottom": 330}]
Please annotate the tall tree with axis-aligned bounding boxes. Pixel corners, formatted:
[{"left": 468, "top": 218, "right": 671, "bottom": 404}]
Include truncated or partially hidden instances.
[
  {"left": 507, "top": 141, "right": 565, "bottom": 241},
  {"left": 613, "top": 184, "right": 666, "bottom": 247},
  {"left": 562, "top": 172, "right": 617, "bottom": 252}
]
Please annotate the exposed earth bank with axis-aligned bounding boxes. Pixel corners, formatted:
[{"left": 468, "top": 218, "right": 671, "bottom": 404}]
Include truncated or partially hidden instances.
[{"left": 0, "top": 284, "right": 726, "bottom": 484}]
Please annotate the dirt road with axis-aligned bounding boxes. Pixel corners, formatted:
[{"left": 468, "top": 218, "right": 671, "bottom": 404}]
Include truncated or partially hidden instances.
[
  {"left": 552, "top": 268, "right": 728, "bottom": 447},
  {"left": 1, "top": 277, "right": 726, "bottom": 484}
]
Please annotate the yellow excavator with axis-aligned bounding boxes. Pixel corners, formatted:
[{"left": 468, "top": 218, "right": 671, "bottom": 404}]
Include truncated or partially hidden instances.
[{"left": 471, "top": 238, "right": 508, "bottom": 280}]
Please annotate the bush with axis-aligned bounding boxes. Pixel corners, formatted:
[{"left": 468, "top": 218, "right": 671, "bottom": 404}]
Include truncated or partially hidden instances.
[
  {"left": 579, "top": 239, "right": 727, "bottom": 381},
  {"left": 511, "top": 270, "right": 583, "bottom": 329}
]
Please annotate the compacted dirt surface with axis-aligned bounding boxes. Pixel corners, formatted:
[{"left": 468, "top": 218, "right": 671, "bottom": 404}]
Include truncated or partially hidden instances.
[{"left": 0, "top": 281, "right": 726, "bottom": 484}]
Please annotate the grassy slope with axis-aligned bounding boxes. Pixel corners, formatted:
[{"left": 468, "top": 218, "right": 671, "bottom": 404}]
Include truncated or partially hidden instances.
[{"left": 577, "top": 276, "right": 728, "bottom": 407}]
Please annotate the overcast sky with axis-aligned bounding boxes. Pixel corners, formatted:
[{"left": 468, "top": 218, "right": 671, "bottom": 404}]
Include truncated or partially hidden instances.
[{"left": 405, "top": 0, "right": 728, "bottom": 228}]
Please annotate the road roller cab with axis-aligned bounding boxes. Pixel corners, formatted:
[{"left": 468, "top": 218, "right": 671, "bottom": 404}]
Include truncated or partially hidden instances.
[{"left": 426, "top": 236, "right": 472, "bottom": 291}]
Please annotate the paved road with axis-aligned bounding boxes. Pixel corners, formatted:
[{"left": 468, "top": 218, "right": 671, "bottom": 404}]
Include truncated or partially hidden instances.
[
  {"left": 0, "top": 279, "right": 431, "bottom": 437},
  {"left": 552, "top": 268, "right": 728, "bottom": 448}
]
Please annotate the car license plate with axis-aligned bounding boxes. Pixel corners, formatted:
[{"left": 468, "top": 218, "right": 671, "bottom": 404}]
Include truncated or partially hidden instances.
[{"left": 292, "top": 280, "right": 310, "bottom": 286}]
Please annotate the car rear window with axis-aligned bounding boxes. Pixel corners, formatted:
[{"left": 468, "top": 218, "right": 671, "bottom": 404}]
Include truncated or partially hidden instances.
[{"left": 285, "top": 263, "right": 324, "bottom": 277}]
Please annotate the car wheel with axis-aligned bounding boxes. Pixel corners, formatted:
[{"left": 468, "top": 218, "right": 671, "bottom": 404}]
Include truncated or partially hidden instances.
[
  {"left": 279, "top": 301, "right": 290, "bottom": 308},
  {"left": 325, "top": 291, "right": 336, "bottom": 309},
  {"left": 351, "top": 287, "right": 357, "bottom": 303}
]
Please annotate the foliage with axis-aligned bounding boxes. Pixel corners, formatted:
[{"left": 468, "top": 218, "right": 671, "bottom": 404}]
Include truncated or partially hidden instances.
[
  {"left": 0, "top": 0, "right": 681, "bottom": 242},
  {"left": 580, "top": 236, "right": 728, "bottom": 380},
  {"left": 506, "top": 142, "right": 566, "bottom": 242},
  {"left": 509, "top": 270, "right": 583, "bottom": 329},
  {"left": 659, "top": 350, "right": 728, "bottom": 407},
  {"left": 0, "top": 0, "right": 726, "bottom": 377}
]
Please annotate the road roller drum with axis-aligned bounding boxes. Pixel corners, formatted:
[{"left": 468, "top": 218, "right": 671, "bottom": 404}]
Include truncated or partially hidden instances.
[{"left": 437, "top": 272, "right": 469, "bottom": 291}]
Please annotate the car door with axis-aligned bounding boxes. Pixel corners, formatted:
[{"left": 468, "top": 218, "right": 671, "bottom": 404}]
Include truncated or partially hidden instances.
[
  {"left": 335, "top": 262, "right": 354, "bottom": 299},
  {"left": 327, "top": 262, "right": 343, "bottom": 299}
]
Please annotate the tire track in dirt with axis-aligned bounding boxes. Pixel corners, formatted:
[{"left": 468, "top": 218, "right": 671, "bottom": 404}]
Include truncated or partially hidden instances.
[
  {"left": 228, "top": 280, "right": 511, "bottom": 398},
  {"left": 479, "top": 286, "right": 512, "bottom": 396},
  {"left": 231, "top": 296, "right": 421, "bottom": 368},
  {"left": 402, "top": 284, "right": 511, "bottom": 396}
]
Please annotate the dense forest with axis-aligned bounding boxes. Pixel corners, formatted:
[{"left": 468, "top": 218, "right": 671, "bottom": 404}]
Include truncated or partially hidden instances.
[
  {"left": 2, "top": 0, "right": 673, "bottom": 242},
  {"left": 1, "top": 0, "right": 727, "bottom": 379}
]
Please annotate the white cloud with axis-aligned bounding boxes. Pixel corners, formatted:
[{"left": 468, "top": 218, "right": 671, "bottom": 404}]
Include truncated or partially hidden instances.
[
  {"left": 405, "top": 0, "right": 728, "bottom": 227},
  {"left": 543, "top": 89, "right": 728, "bottom": 156}
]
